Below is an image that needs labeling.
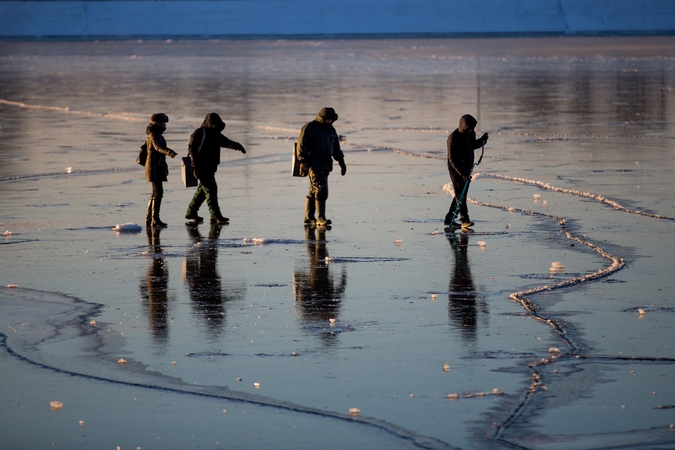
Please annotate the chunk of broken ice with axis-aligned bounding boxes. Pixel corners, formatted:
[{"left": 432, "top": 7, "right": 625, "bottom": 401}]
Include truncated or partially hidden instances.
[
  {"left": 349, "top": 407, "right": 361, "bottom": 416},
  {"left": 3, "top": 230, "right": 12, "bottom": 236},
  {"left": 112, "top": 223, "right": 142, "bottom": 233},
  {"left": 550, "top": 262, "right": 564, "bottom": 269},
  {"left": 50, "top": 401, "right": 63, "bottom": 411}
]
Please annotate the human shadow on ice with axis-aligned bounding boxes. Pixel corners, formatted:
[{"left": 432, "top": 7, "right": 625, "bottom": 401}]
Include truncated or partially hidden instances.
[
  {"left": 446, "top": 233, "right": 487, "bottom": 342},
  {"left": 184, "top": 224, "right": 246, "bottom": 334},
  {"left": 293, "top": 227, "right": 348, "bottom": 345}
]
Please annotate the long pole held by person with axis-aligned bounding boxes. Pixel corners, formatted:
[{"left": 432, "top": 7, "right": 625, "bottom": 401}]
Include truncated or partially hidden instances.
[{"left": 446, "top": 143, "right": 485, "bottom": 232}]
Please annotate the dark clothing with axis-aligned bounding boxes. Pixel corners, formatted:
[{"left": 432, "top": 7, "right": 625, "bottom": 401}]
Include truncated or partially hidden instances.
[
  {"left": 445, "top": 114, "right": 483, "bottom": 223},
  {"left": 297, "top": 107, "right": 344, "bottom": 201},
  {"left": 186, "top": 171, "right": 219, "bottom": 218},
  {"left": 187, "top": 112, "right": 244, "bottom": 176},
  {"left": 186, "top": 113, "right": 245, "bottom": 220},
  {"left": 447, "top": 115, "right": 481, "bottom": 179},
  {"left": 145, "top": 124, "right": 174, "bottom": 183}
]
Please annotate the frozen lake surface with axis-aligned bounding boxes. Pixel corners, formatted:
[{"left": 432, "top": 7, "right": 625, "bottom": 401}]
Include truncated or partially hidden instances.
[{"left": 1, "top": 37, "right": 675, "bottom": 449}]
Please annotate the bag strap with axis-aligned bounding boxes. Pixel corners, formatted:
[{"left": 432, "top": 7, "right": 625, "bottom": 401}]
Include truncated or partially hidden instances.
[{"left": 196, "top": 128, "right": 206, "bottom": 154}]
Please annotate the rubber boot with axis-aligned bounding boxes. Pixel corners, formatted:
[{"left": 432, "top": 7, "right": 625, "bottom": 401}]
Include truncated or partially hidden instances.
[
  {"left": 152, "top": 197, "right": 167, "bottom": 228},
  {"left": 304, "top": 196, "right": 316, "bottom": 225},
  {"left": 145, "top": 198, "right": 153, "bottom": 227},
  {"left": 315, "top": 200, "right": 332, "bottom": 227}
]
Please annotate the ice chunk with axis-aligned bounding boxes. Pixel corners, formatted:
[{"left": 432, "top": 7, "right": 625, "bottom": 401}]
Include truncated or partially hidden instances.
[
  {"left": 7, "top": 284, "right": 18, "bottom": 289},
  {"left": 550, "top": 262, "right": 564, "bottom": 269},
  {"left": 477, "top": 241, "right": 486, "bottom": 248},
  {"left": 253, "top": 382, "right": 261, "bottom": 388},
  {"left": 394, "top": 237, "right": 403, "bottom": 245},
  {"left": 118, "top": 358, "right": 127, "bottom": 365},
  {"left": 3, "top": 230, "right": 12, "bottom": 236},
  {"left": 505, "top": 223, "right": 511, "bottom": 229},
  {"left": 50, "top": 401, "right": 63, "bottom": 411},
  {"left": 112, "top": 223, "right": 142, "bottom": 233},
  {"left": 533, "top": 194, "right": 541, "bottom": 200},
  {"left": 442, "top": 364, "right": 450, "bottom": 372},
  {"left": 349, "top": 407, "right": 361, "bottom": 416}
]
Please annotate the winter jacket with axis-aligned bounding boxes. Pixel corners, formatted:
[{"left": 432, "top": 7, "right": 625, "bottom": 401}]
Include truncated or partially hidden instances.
[
  {"left": 145, "top": 124, "right": 175, "bottom": 182},
  {"left": 188, "top": 112, "right": 245, "bottom": 175},
  {"left": 447, "top": 114, "right": 482, "bottom": 179},
  {"left": 297, "top": 107, "right": 344, "bottom": 173}
]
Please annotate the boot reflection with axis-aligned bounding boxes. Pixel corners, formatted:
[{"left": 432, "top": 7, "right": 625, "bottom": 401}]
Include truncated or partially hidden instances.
[
  {"left": 140, "top": 226, "right": 172, "bottom": 344},
  {"left": 183, "top": 224, "right": 246, "bottom": 335},
  {"left": 293, "top": 226, "right": 347, "bottom": 345},
  {"left": 446, "top": 233, "right": 487, "bottom": 342}
]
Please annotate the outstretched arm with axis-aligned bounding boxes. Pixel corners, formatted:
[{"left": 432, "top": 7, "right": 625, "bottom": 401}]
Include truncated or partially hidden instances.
[{"left": 220, "top": 135, "right": 246, "bottom": 154}]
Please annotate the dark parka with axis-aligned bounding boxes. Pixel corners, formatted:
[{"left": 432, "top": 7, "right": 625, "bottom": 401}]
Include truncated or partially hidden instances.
[
  {"left": 297, "top": 107, "right": 344, "bottom": 173},
  {"left": 447, "top": 114, "right": 481, "bottom": 180},
  {"left": 187, "top": 112, "right": 245, "bottom": 176},
  {"left": 145, "top": 123, "right": 175, "bottom": 182}
]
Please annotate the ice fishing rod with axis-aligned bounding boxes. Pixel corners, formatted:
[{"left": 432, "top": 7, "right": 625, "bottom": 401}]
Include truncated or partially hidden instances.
[{"left": 447, "top": 143, "right": 484, "bottom": 228}]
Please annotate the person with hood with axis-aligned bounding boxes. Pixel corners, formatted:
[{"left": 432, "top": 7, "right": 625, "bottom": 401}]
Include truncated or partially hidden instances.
[
  {"left": 144, "top": 113, "right": 177, "bottom": 227},
  {"left": 445, "top": 114, "right": 488, "bottom": 228},
  {"left": 297, "top": 107, "right": 347, "bottom": 227},
  {"left": 185, "top": 112, "right": 246, "bottom": 225}
]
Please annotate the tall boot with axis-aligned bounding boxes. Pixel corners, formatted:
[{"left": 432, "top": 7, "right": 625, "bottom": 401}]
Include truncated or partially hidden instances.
[
  {"left": 152, "top": 197, "right": 167, "bottom": 228},
  {"left": 304, "top": 196, "right": 316, "bottom": 225},
  {"left": 145, "top": 198, "right": 153, "bottom": 227},
  {"left": 315, "top": 199, "right": 332, "bottom": 227}
]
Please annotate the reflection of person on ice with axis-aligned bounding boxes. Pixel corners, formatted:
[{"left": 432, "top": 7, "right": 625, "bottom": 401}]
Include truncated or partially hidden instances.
[
  {"left": 445, "top": 114, "right": 488, "bottom": 228},
  {"left": 297, "top": 107, "right": 347, "bottom": 227}
]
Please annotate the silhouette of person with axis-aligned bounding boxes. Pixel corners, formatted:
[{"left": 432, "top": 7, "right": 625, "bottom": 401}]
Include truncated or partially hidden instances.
[
  {"left": 139, "top": 226, "right": 172, "bottom": 344},
  {"left": 293, "top": 226, "right": 347, "bottom": 345},
  {"left": 446, "top": 233, "right": 487, "bottom": 342},
  {"left": 183, "top": 223, "right": 246, "bottom": 334}
]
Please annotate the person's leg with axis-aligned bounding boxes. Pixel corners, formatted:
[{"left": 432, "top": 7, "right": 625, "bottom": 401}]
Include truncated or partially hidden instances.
[
  {"left": 200, "top": 172, "right": 228, "bottom": 224},
  {"left": 311, "top": 171, "right": 331, "bottom": 226},
  {"left": 145, "top": 196, "right": 154, "bottom": 227},
  {"left": 304, "top": 192, "right": 316, "bottom": 225},
  {"left": 445, "top": 174, "right": 464, "bottom": 225},
  {"left": 151, "top": 182, "right": 167, "bottom": 227},
  {"left": 185, "top": 185, "right": 206, "bottom": 222}
]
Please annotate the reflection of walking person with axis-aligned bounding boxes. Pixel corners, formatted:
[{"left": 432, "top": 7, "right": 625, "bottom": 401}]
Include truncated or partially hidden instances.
[
  {"left": 445, "top": 114, "right": 488, "bottom": 228},
  {"left": 446, "top": 233, "right": 486, "bottom": 341},
  {"left": 185, "top": 113, "right": 246, "bottom": 225},
  {"left": 139, "top": 227, "right": 171, "bottom": 343},
  {"left": 297, "top": 107, "right": 347, "bottom": 227},
  {"left": 183, "top": 224, "right": 247, "bottom": 332},
  {"left": 144, "top": 113, "right": 177, "bottom": 227},
  {"left": 293, "top": 226, "right": 347, "bottom": 345}
]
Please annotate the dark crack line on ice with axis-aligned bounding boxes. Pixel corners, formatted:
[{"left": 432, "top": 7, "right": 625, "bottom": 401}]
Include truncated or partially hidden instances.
[{"left": 0, "top": 332, "right": 457, "bottom": 450}]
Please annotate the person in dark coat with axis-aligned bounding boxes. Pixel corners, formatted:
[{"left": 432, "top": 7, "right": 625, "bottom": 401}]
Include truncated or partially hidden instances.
[
  {"left": 445, "top": 114, "right": 488, "bottom": 228},
  {"left": 185, "top": 113, "right": 246, "bottom": 225},
  {"left": 144, "top": 113, "right": 177, "bottom": 227},
  {"left": 297, "top": 107, "right": 347, "bottom": 227}
]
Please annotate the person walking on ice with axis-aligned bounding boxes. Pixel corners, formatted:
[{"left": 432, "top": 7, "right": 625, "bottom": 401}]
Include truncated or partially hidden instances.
[
  {"left": 185, "top": 112, "right": 246, "bottom": 225},
  {"left": 144, "top": 113, "right": 177, "bottom": 228},
  {"left": 445, "top": 114, "right": 488, "bottom": 229},
  {"left": 297, "top": 107, "right": 347, "bottom": 227}
]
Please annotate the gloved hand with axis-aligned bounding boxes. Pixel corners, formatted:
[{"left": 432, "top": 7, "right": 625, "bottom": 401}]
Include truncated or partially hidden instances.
[
  {"left": 479, "top": 133, "right": 489, "bottom": 145},
  {"left": 339, "top": 160, "right": 347, "bottom": 176},
  {"left": 168, "top": 150, "right": 178, "bottom": 158},
  {"left": 299, "top": 163, "right": 308, "bottom": 177},
  {"left": 236, "top": 143, "right": 246, "bottom": 154}
]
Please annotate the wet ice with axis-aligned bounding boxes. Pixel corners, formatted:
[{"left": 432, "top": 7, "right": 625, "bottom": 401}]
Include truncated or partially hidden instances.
[{"left": 1, "top": 37, "right": 675, "bottom": 449}]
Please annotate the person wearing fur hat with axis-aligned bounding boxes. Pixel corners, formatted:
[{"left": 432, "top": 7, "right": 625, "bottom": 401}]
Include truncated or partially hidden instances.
[
  {"left": 185, "top": 112, "right": 246, "bottom": 225},
  {"left": 144, "top": 113, "right": 177, "bottom": 227},
  {"left": 297, "top": 107, "right": 347, "bottom": 227}
]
